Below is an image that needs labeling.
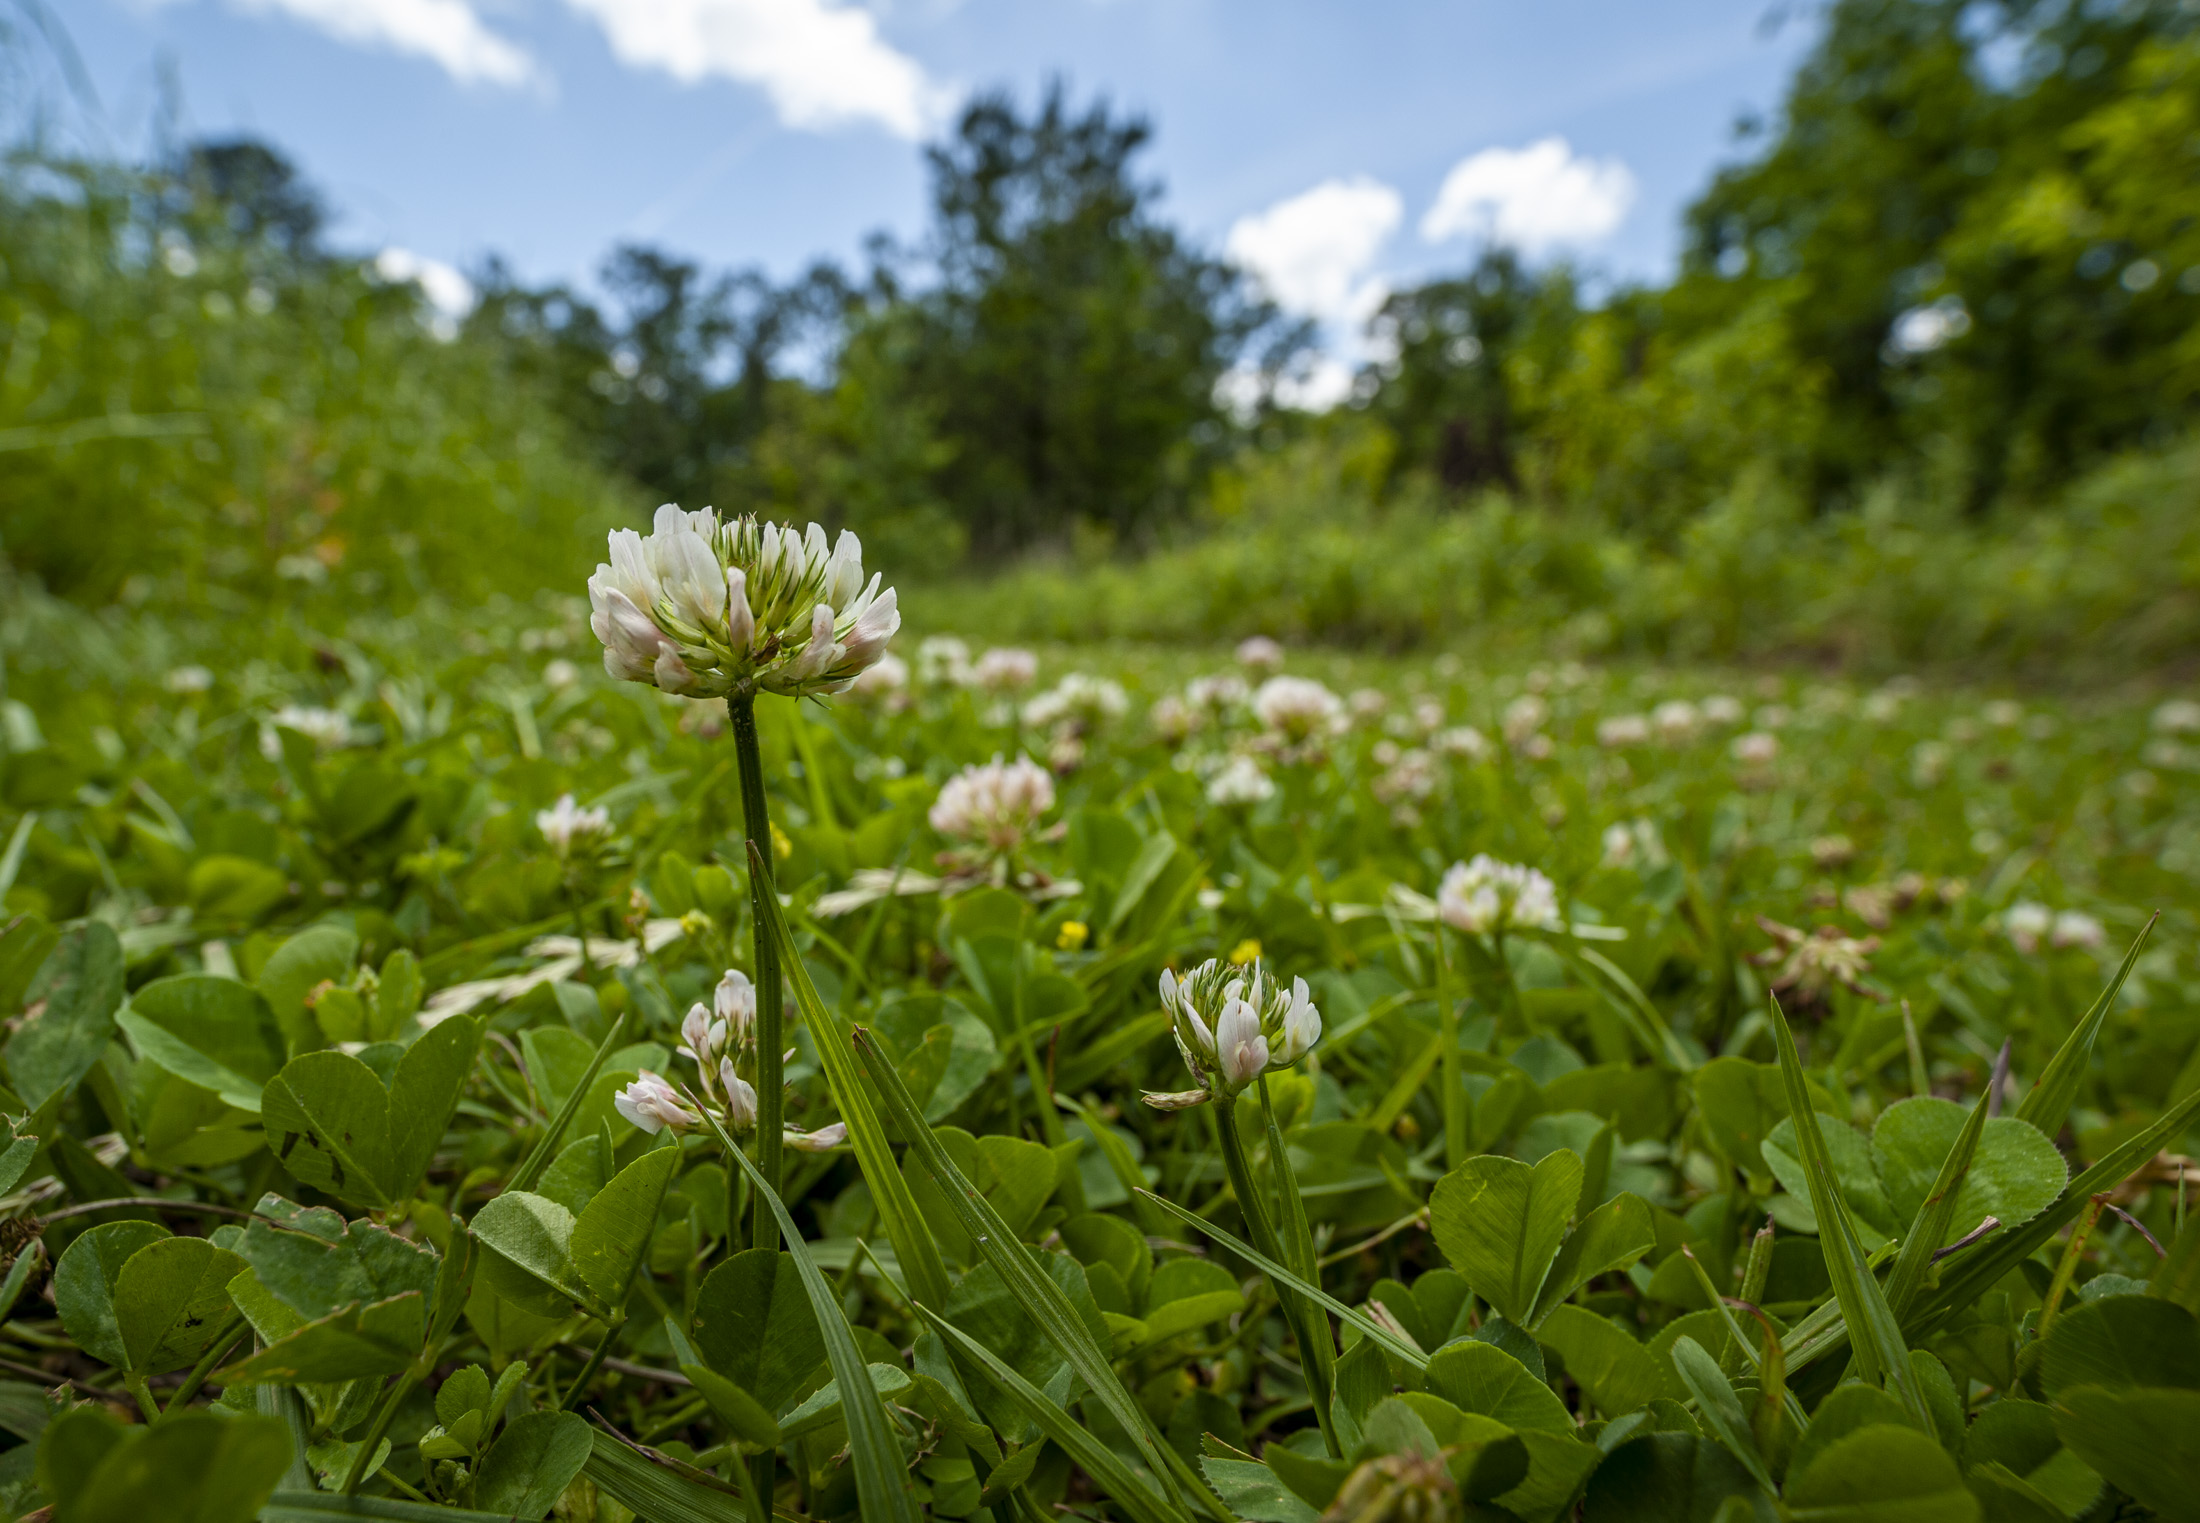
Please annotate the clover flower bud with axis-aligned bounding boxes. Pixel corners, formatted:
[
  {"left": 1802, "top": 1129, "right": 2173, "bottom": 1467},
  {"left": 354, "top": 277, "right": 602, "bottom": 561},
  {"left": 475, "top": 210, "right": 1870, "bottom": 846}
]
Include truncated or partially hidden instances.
[
  {"left": 1148, "top": 956, "right": 1321, "bottom": 1105},
  {"left": 613, "top": 1070, "right": 699, "bottom": 1135},
  {"left": 721, "top": 1064, "right": 759, "bottom": 1132},
  {"left": 679, "top": 1003, "right": 724, "bottom": 1081},
  {"left": 588, "top": 507, "right": 900, "bottom": 700},
  {"left": 537, "top": 793, "right": 611, "bottom": 859},
  {"left": 1214, "top": 998, "right": 1269, "bottom": 1088},
  {"left": 785, "top": 1122, "right": 848, "bottom": 1152},
  {"left": 713, "top": 969, "right": 757, "bottom": 1048}
]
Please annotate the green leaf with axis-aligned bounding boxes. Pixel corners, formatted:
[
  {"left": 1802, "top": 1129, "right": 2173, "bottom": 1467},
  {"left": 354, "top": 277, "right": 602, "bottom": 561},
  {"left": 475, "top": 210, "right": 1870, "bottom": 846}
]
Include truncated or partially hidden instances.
[
  {"left": 36, "top": 1407, "right": 292, "bottom": 1523},
  {"left": 1693, "top": 1057, "right": 1799, "bottom": 1181},
  {"left": 1429, "top": 1149, "right": 1582, "bottom": 1327},
  {"left": 1873, "top": 1099, "right": 2065, "bottom": 1250},
  {"left": 692, "top": 1246, "right": 827, "bottom": 1413},
  {"left": 1196, "top": 1457, "right": 1319, "bottom": 1523},
  {"left": 112, "top": 1235, "right": 249, "bottom": 1374},
  {"left": 1423, "top": 1338, "right": 1574, "bottom": 1434},
  {"left": 1532, "top": 1192, "right": 1655, "bottom": 1326},
  {"left": 680, "top": 1362, "right": 781, "bottom": 1448},
  {"left": 716, "top": 1107, "right": 920, "bottom": 1523},
  {"left": 2016, "top": 915, "right": 2154, "bottom": 1140},
  {"left": 0, "top": 913, "right": 59, "bottom": 1015},
  {"left": 7, "top": 921, "right": 124, "bottom": 1110},
  {"left": 1536, "top": 1303, "right": 1677, "bottom": 1415},
  {"left": 472, "top": 1192, "right": 587, "bottom": 1320},
  {"left": 384, "top": 1014, "right": 483, "bottom": 1203},
  {"left": 256, "top": 925, "right": 358, "bottom": 1054},
  {"left": 1769, "top": 996, "right": 1929, "bottom": 1426},
  {"left": 1763, "top": 1113, "right": 1899, "bottom": 1244},
  {"left": 262, "top": 1016, "right": 480, "bottom": 1209},
  {"left": 923, "top": 1307, "right": 1194, "bottom": 1523},
  {"left": 567, "top": 1144, "right": 678, "bottom": 1315},
  {"left": 1878, "top": 1094, "right": 1991, "bottom": 1322},
  {"left": 2051, "top": 1384, "right": 2200, "bottom": 1522},
  {"left": 2038, "top": 1295, "right": 2200, "bottom": 1395},
  {"left": 1782, "top": 1423, "right": 1980, "bottom": 1522},
  {"left": 754, "top": 875, "right": 954, "bottom": 1310},
  {"left": 1668, "top": 1336, "right": 1775, "bottom": 1492},
  {"left": 852, "top": 1026, "right": 1198, "bottom": 1506},
  {"left": 472, "top": 1408, "right": 593, "bottom": 1515},
  {"left": 117, "top": 974, "right": 286, "bottom": 1111},
  {"left": 218, "top": 1293, "right": 424, "bottom": 1384},
  {"left": 509, "top": 1011, "right": 630, "bottom": 1192},
  {"left": 1582, "top": 1432, "right": 1765, "bottom": 1523},
  {"left": 54, "top": 1219, "right": 171, "bottom": 1368}
]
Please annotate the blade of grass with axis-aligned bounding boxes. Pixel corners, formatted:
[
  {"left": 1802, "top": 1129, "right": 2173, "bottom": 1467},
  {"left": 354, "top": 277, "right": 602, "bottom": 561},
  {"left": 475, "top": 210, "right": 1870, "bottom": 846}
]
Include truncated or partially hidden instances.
[
  {"left": 510, "top": 1010, "right": 628, "bottom": 1193},
  {"left": 1256, "top": 1078, "right": 1340, "bottom": 1453},
  {"left": 1669, "top": 1335, "right": 1777, "bottom": 1494},
  {"left": 750, "top": 844, "right": 954, "bottom": 1310},
  {"left": 261, "top": 1493, "right": 533, "bottom": 1522},
  {"left": 1768, "top": 994, "right": 1931, "bottom": 1430},
  {"left": 1135, "top": 1188, "right": 1428, "bottom": 1371},
  {"left": 1881, "top": 1093, "right": 1990, "bottom": 1321},
  {"left": 2016, "top": 914, "right": 2156, "bottom": 1139},
  {"left": 1569, "top": 946, "right": 1696, "bottom": 1071},
  {"left": 712, "top": 1106, "right": 920, "bottom": 1523},
  {"left": 917, "top": 1307, "right": 1194, "bottom": 1523},
  {"left": 850, "top": 1029, "right": 1228, "bottom": 1523}
]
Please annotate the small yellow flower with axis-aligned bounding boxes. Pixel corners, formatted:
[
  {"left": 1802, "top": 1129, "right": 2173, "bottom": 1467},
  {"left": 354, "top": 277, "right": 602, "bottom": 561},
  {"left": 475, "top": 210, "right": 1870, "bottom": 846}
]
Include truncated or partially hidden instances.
[
  {"left": 1056, "top": 920, "right": 1089, "bottom": 951},
  {"left": 770, "top": 820, "right": 794, "bottom": 861},
  {"left": 1228, "top": 938, "right": 1262, "bottom": 966}
]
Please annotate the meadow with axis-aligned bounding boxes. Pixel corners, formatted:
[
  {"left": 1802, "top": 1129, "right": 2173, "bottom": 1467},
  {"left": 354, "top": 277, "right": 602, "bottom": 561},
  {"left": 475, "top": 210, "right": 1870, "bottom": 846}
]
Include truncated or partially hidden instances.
[{"left": 0, "top": 536, "right": 2196, "bottom": 1522}]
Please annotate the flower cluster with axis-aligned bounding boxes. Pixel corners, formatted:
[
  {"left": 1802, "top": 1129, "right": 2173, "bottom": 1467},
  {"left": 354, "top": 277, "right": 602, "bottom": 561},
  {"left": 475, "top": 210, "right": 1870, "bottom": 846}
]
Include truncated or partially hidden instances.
[
  {"left": 2005, "top": 902, "right": 2106, "bottom": 954},
  {"left": 1147, "top": 957, "right": 1321, "bottom": 1106},
  {"left": 1023, "top": 673, "right": 1129, "bottom": 732},
  {"left": 1252, "top": 676, "right": 1345, "bottom": 759},
  {"left": 1437, "top": 854, "right": 1562, "bottom": 935},
  {"left": 614, "top": 969, "right": 768, "bottom": 1136},
  {"left": 536, "top": 794, "right": 611, "bottom": 859},
  {"left": 972, "top": 647, "right": 1039, "bottom": 692},
  {"left": 588, "top": 506, "right": 899, "bottom": 699},
  {"left": 1206, "top": 754, "right": 1277, "bottom": 806},
  {"left": 929, "top": 755, "right": 1056, "bottom": 857}
]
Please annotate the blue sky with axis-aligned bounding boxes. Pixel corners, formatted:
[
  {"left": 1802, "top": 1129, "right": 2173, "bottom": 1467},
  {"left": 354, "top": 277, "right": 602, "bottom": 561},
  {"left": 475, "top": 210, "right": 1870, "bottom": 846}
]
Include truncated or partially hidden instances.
[{"left": 62, "top": 0, "right": 1816, "bottom": 386}]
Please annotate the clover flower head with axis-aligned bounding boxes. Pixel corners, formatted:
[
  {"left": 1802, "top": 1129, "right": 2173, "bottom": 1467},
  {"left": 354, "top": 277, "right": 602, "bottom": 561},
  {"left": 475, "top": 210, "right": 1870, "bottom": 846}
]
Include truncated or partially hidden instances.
[
  {"left": 1024, "top": 674, "right": 1129, "bottom": 732},
  {"left": 1186, "top": 674, "right": 1251, "bottom": 716},
  {"left": 1653, "top": 700, "right": 1700, "bottom": 741},
  {"left": 166, "top": 665, "right": 214, "bottom": 695},
  {"left": 1733, "top": 731, "right": 1780, "bottom": 765},
  {"left": 1150, "top": 694, "right": 1197, "bottom": 743},
  {"left": 917, "top": 635, "right": 973, "bottom": 686},
  {"left": 973, "top": 647, "right": 1039, "bottom": 692},
  {"left": 1349, "top": 688, "right": 1389, "bottom": 721},
  {"left": 2153, "top": 698, "right": 2200, "bottom": 734},
  {"left": 536, "top": 794, "right": 611, "bottom": 858},
  {"left": 1206, "top": 754, "right": 1276, "bottom": 806},
  {"left": 262, "top": 705, "right": 353, "bottom": 759},
  {"left": 1701, "top": 694, "right": 1745, "bottom": 725},
  {"left": 588, "top": 506, "right": 900, "bottom": 700},
  {"left": 713, "top": 969, "right": 757, "bottom": 1046},
  {"left": 1433, "top": 725, "right": 1490, "bottom": 760},
  {"left": 1236, "top": 635, "right": 1286, "bottom": 672},
  {"left": 2005, "top": 901, "right": 2053, "bottom": 954},
  {"left": 1149, "top": 957, "right": 1322, "bottom": 1104},
  {"left": 1437, "top": 854, "right": 1561, "bottom": 936},
  {"left": 929, "top": 755, "right": 1055, "bottom": 854},
  {"left": 1503, "top": 695, "right": 1548, "bottom": 746},
  {"left": 1603, "top": 822, "right": 1637, "bottom": 867},
  {"left": 850, "top": 651, "right": 909, "bottom": 699},
  {"left": 1252, "top": 676, "right": 1345, "bottom": 746},
  {"left": 2050, "top": 910, "right": 2105, "bottom": 950},
  {"left": 613, "top": 1070, "right": 700, "bottom": 1135},
  {"left": 1373, "top": 749, "right": 1438, "bottom": 806},
  {"left": 1597, "top": 714, "right": 1650, "bottom": 748}
]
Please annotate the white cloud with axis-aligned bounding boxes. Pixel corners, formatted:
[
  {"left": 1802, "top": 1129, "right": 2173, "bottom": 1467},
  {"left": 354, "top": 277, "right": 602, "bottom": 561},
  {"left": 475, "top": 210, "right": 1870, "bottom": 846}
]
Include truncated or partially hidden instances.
[
  {"left": 1225, "top": 175, "right": 1403, "bottom": 328},
  {"left": 375, "top": 247, "right": 475, "bottom": 339},
  {"left": 232, "top": 0, "right": 535, "bottom": 85},
  {"left": 561, "top": 0, "right": 948, "bottom": 138},
  {"left": 1420, "top": 137, "right": 1635, "bottom": 254}
]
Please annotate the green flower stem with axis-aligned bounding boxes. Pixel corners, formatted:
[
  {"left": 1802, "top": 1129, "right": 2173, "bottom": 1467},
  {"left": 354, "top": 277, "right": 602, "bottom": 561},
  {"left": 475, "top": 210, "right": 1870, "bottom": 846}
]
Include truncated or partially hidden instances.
[
  {"left": 730, "top": 693, "right": 784, "bottom": 1254},
  {"left": 1257, "top": 1077, "right": 1340, "bottom": 1451},
  {"left": 560, "top": 1320, "right": 621, "bottom": 1413},
  {"left": 159, "top": 1308, "right": 247, "bottom": 1416},
  {"left": 1212, "top": 1094, "right": 1342, "bottom": 1459},
  {"left": 342, "top": 1342, "right": 442, "bottom": 1494},
  {"left": 1435, "top": 927, "right": 1466, "bottom": 1171}
]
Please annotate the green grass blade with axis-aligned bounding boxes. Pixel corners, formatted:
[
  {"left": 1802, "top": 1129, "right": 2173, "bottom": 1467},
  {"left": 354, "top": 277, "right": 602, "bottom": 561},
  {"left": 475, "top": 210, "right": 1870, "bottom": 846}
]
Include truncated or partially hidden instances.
[
  {"left": 715, "top": 1113, "right": 920, "bottom": 1523},
  {"left": 850, "top": 1029, "right": 1223, "bottom": 1521},
  {"left": 1881, "top": 1093, "right": 1990, "bottom": 1321},
  {"left": 260, "top": 1493, "right": 531, "bottom": 1521},
  {"left": 1568, "top": 947, "right": 1696, "bottom": 1071},
  {"left": 1769, "top": 995, "right": 1931, "bottom": 1429},
  {"left": 751, "top": 867, "right": 954, "bottom": 1310},
  {"left": 2016, "top": 913, "right": 2156, "bottom": 1139},
  {"left": 509, "top": 1009, "right": 627, "bottom": 1193},
  {"left": 918, "top": 1307, "right": 1194, "bottom": 1523},
  {"left": 1668, "top": 1335, "right": 1777, "bottom": 1494},
  {"left": 1135, "top": 1188, "right": 1428, "bottom": 1371},
  {"left": 1257, "top": 1079, "right": 1338, "bottom": 1432},
  {"left": 581, "top": 1424, "right": 763, "bottom": 1523}
]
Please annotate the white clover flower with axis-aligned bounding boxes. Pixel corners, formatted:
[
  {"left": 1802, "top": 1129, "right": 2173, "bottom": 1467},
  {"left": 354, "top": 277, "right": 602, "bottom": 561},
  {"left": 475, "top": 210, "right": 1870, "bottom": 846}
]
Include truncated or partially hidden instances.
[
  {"left": 1252, "top": 676, "right": 1345, "bottom": 744},
  {"left": 536, "top": 793, "right": 611, "bottom": 858},
  {"left": 713, "top": 969, "right": 757, "bottom": 1048},
  {"left": 785, "top": 1121, "right": 849, "bottom": 1152},
  {"left": 1207, "top": 754, "right": 1277, "bottom": 806},
  {"left": 1911, "top": 740, "right": 1951, "bottom": 787},
  {"left": 850, "top": 651, "right": 909, "bottom": 699},
  {"left": 2152, "top": 698, "right": 2200, "bottom": 734},
  {"left": 1602, "top": 822, "right": 1637, "bottom": 867},
  {"left": 263, "top": 704, "right": 353, "bottom": 758},
  {"left": 2004, "top": 901, "right": 2053, "bottom": 954},
  {"left": 1186, "top": 674, "right": 1251, "bottom": 719},
  {"left": 1756, "top": 704, "right": 1792, "bottom": 730},
  {"left": 543, "top": 658, "right": 581, "bottom": 691},
  {"left": 2050, "top": 910, "right": 2105, "bottom": 951},
  {"left": 973, "top": 647, "right": 1039, "bottom": 692},
  {"left": 1024, "top": 674, "right": 1129, "bottom": 732},
  {"left": 165, "top": 665, "right": 214, "bottom": 694},
  {"left": 1700, "top": 694, "right": 1745, "bottom": 725},
  {"left": 1236, "top": 635, "right": 1286, "bottom": 671},
  {"left": 1597, "top": 714, "right": 1650, "bottom": 748},
  {"left": 1503, "top": 695, "right": 1548, "bottom": 746},
  {"left": 1150, "top": 959, "right": 1321, "bottom": 1104},
  {"left": 917, "top": 635, "right": 973, "bottom": 686},
  {"left": 614, "top": 1070, "right": 699, "bottom": 1135},
  {"left": 680, "top": 1003, "right": 726, "bottom": 1078},
  {"left": 1412, "top": 697, "right": 1448, "bottom": 734},
  {"left": 1437, "top": 854, "right": 1561, "bottom": 936},
  {"left": 1653, "top": 700, "right": 1700, "bottom": 741},
  {"left": 1151, "top": 694, "right": 1197, "bottom": 743},
  {"left": 721, "top": 1064, "right": 759, "bottom": 1132},
  {"left": 1349, "top": 688, "right": 1389, "bottom": 721},
  {"left": 588, "top": 506, "right": 900, "bottom": 699},
  {"left": 1373, "top": 749, "right": 1438, "bottom": 806},
  {"left": 1433, "top": 725, "right": 1491, "bottom": 761},
  {"left": 930, "top": 755, "right": 1055, "bottom": 854},
  {"left": 1732, "top": 731, "right": 1780, "bottom": 765},
  {"left": 1983, "top": 699, "right": 2024, "bottom": 728}
]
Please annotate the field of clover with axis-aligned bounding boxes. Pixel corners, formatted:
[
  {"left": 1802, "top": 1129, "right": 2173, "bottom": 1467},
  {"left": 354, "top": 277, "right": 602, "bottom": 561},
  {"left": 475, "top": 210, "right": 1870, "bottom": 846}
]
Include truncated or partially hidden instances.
[{"left": 0, "top": 511, "right": 2198, "bottom": 1523}]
